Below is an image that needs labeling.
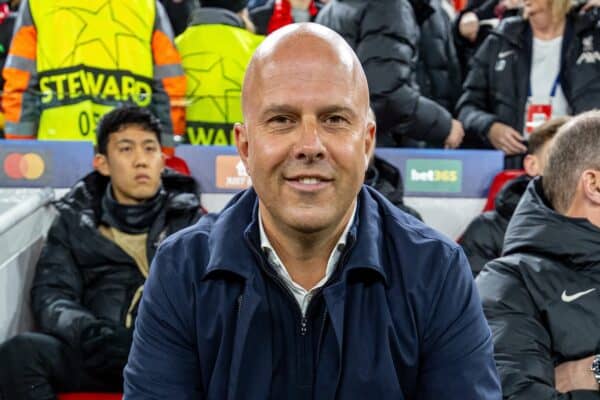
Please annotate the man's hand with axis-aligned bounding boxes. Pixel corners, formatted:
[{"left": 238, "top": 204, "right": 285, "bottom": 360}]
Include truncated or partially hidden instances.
[
  {"left": 81, "top": 321, "right": 133, "bottom": 375},
  {"left": 581, "top": 0, "right": 600, "bottom": 12},
  {"left": 459, "top": 12, "right": 480, "bottom": 42},
  {"left": 488, "top": 122, "right": 527, "bottom": 155},
  {"left": 555, "top": 355, "right": 599, "bottom": 393},
  {"left": 445, "top": 119, "right": 465, "bottom": 149}
]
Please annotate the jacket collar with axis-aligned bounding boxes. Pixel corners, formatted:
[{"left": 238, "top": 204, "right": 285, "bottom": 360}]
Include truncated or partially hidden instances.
[
  {"left": 202, "top": 186, "right": 388, "bottom": 285},
  {"left": 57, "top": 169, "right": 200, "bottom": 222},
  {"left": 188, "top": 7, "right": 245, "bottom": 28}
]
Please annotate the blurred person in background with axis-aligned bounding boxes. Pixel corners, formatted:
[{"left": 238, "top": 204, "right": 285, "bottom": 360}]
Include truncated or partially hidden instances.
[
  {"left": 2, "top": 0, "right": 186, "bottom": 153},
  {"left": 159, "top": 0, "right": 199, "bottom": 36},
  {"left": 456, "top": 0, "right": 600, "bottom": 168},
  {"left": 453, "top": 0, "right": 521, "bottom": 77},
  {"left": 316, "top": 0, "right": 465, "bottom": 149},
  {"left": 176, "top": 0, "right": 264, "bottom": 146},
  {"left": 0, "top": 0, "right": 20, "bottom": 138},
  {"left": 414, "top": 0, "right": 463, "bottom": 147},
  {"left": 251, "top": 0, "right": 325, "bottom": 35},
  {"left": 0, "top": 106, "right": 202, "bottom": 400},
  {"left": 477, "top": 110, "right": 600, "bottom": 399},
  {"left": 459, "top": 116, "right": 567, "bottom": 276}
]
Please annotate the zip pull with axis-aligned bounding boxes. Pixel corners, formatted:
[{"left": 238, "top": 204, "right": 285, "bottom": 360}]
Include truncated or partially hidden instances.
[
  {"left": 300, "top": 317, "right": 308, "bottom": 336},
  {"left": 237, "top": 294, "right": 244, "bottom": 321}
]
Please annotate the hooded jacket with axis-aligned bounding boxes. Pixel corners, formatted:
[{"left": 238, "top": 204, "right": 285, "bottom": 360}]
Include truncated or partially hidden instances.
[
  {"left": 124, "top": 186, "right": 501, "bottom": 399},
  {"left": 456, "top": 10, "right": 600, "bottom": 151},
  {"left": 31, "top": 169, "right": 202, "bottom": 348},
  {"left": 477, "top": 177, "right": 600, "bottom": 399},
  {"left": 316, "top": 0, "right": 453, "bottom": 147},
  {"left": 459, "top": 173, "right": 529, "bottom": 276}
]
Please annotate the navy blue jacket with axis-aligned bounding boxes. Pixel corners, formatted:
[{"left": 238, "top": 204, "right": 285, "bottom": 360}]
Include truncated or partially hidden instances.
[{"left": 124, "top": 186, "right": 501, "bottom": 399}]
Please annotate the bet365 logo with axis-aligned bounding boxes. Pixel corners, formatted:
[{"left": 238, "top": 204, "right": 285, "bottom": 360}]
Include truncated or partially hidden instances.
[{"left": 405, "top": 159, "right": 462, "bottom": 193}]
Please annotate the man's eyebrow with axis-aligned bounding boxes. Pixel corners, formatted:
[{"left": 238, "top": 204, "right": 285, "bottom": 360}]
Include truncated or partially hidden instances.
[
  {"left": 318, "top": 106, "right": 358, "bottom": 118},
  {"left": 115, "top": 138, "right": 135, "bottom": 145},
  {"left": 261, "top": 104, "right": 300, "bottom": 116},
  {"left": 260, "top": 105, "right": 359, "bottom": 118},
  {"left": 114, "top": 138, "right": 158, "bottom": 145}
]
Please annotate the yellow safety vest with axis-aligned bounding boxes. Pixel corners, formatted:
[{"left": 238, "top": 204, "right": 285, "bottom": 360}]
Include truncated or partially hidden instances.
[
  {"left": 176, "top": 24, "right": 263, "bottom": 146},
  {"left": 30, "top": 0, "right": 155, "bottom": 143}
]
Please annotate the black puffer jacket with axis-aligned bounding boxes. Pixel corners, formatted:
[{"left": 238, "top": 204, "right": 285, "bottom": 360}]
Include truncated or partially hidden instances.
[
  {"left": 456, "top": 10, "right": 600, "bottom": 150},
  {"left": 459, "top": 174, "right": 529, "bottom": 276},
  {"left": 477, "top": 177, "right": 600, "bottom": 399},
  {"left": 31, "top": 170, "right": 202, "bottom": 348},
  {"left": 416, "top": 0, "right": 462, "bottom": 115},
  {"left": 316, "top": 0, "right": 452, "bottom": 147}
]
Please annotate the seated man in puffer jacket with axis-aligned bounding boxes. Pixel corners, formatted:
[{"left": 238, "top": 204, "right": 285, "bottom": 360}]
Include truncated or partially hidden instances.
[
  {"left": 459, "top": 116, "right": 567, "bottom": 276},
  {"left": 0, "top": 106, "right": 204, "bottom": 399}
]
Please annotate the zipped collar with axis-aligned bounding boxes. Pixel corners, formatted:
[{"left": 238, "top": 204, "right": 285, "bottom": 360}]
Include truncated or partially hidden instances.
[{"left": 201, "top": 187, "right": 388, "bottom": 285}]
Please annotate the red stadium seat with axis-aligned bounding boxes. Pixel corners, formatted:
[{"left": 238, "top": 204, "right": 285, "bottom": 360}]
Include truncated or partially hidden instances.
[
  {"left": 57, "top": 394, "right": 122, "bottom": 400},
  {"left": 482, "top": 170, "right": 526, "bottom": 212},
  {"left": 165, "top": 155, "right": 191, "bottom": 176}
]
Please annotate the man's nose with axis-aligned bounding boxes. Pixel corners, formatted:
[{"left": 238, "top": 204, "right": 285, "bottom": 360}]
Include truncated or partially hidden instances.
[
  {"left": 294, "top": 119, "right": 325, "bottom": 161},
  {"left": 133, "top": 147, "right": 149, "bottom": 167}
]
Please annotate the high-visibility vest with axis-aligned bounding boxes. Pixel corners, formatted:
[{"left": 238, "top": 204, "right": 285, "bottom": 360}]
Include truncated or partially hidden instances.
[
  {"left": 30, "top": 0, "right": 155, "bottom": 143},
  {"left": 176, "top": 24, "right": 263, "bottom": 146}
]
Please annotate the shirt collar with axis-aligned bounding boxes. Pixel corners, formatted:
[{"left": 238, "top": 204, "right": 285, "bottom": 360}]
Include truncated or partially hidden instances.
[{"left": 258, "top": 202, "right": 357, "bottom": 287}]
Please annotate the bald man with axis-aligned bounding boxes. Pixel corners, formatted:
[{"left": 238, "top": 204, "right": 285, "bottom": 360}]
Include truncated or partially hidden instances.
[{"left": 124, "top": 23, "right": 501, "bottom": 399}]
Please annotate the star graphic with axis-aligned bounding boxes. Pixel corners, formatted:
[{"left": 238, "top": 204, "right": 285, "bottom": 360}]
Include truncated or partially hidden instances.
[
  {"left": 183, "top": 51, "right": 245, "bottom": 122},
  {"left": 52, "top": 0, "right": 145, "bottom": 67}
]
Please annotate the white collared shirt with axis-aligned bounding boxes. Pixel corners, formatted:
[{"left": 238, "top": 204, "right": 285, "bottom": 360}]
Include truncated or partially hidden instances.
[{"left": 258, "top": 203, "right": 356, "bottom": 316}]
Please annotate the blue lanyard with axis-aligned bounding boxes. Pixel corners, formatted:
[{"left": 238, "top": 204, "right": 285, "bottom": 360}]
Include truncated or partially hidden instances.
[{"left": 528, "top": 74, "right": 560, "bottom": 98}]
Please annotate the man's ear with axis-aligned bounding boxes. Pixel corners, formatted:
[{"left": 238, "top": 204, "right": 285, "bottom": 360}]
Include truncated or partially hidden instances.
[
  {"left": 94, "top": 154, "right": 110, "bottom": 177},
  {"left": 582, "top": 169, "right": 600, "bottom": 206},
  {"left": 523, "top": 154, "right": 539, "bottom": 177},
  {"left": 364, "top": 120, "right": 376, "bottom": 171},
  {"left": 234, "top": 122, "right": 251, "bottom": 174}
]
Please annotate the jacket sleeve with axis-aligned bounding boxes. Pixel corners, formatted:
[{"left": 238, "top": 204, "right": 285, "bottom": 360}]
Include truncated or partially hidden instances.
[
  {"left": 356, "top": 0, "right": 452, "bottom": 145},
  {"left": 124, "top": 237, "right": 203, "bottom": 399},
  {"left": 1, "top": 0, "right": 39, "bottom": 139},
  {"left": 30, "top": 214, "right": 98, "bottom": 347},
  {"left": 477, "top": 259, "right": 600, "bottom": 399},
  {"left": 151, "top": 1, "right": 186, "bottom": 146},
  {"left": 458, "top": 213, "right": 504, "bottom": 277},
  {"left": 456, "top": 35, "right": 500, "bottom": 145},
  {"left": 417, "top": 247, "right": 502, "bottom": 399}
]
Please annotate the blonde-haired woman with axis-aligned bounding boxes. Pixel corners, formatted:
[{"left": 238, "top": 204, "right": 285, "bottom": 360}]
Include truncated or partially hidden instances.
[{"left": 456, "top": 0, "right": 600, "bottom": 168}]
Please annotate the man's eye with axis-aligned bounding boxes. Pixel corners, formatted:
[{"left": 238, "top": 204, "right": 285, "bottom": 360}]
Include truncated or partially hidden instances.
[
  {"left": 268, "top": 115, "right": 295, "bottom": 125},
  {"left": 325, "top": 115, "right": 349, "bottom": 125},
  {"left": 145, "top": 146, "right": 158, "bottom": 152},
  {"left": 119, "top": 147, "right": 132, "bottom": 153}
]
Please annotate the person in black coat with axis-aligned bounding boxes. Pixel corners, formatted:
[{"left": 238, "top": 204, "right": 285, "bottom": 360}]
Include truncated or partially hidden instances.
[
  {"left": 316, "top": 0, "right": 465, "bottom": 149},
  {"left": 416, "top": 0, "right": 463, "bottom": 118},
  {"left": 477, "top": 110, "right": 600, "bottom": 398},
  {"left": 459, "top": 116, "right": 567, "bottom": 276},
  {"left": 0, "top": 106, "right": 204, "bottom": 399},
  {"left": 456, "top": 0, "right": 600, "bottom": 168}
]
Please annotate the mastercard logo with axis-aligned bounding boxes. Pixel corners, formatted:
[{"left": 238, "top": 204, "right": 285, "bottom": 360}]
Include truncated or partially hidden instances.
[{"left": 3, "top": 152, "right": 45, "bottom": 180}]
